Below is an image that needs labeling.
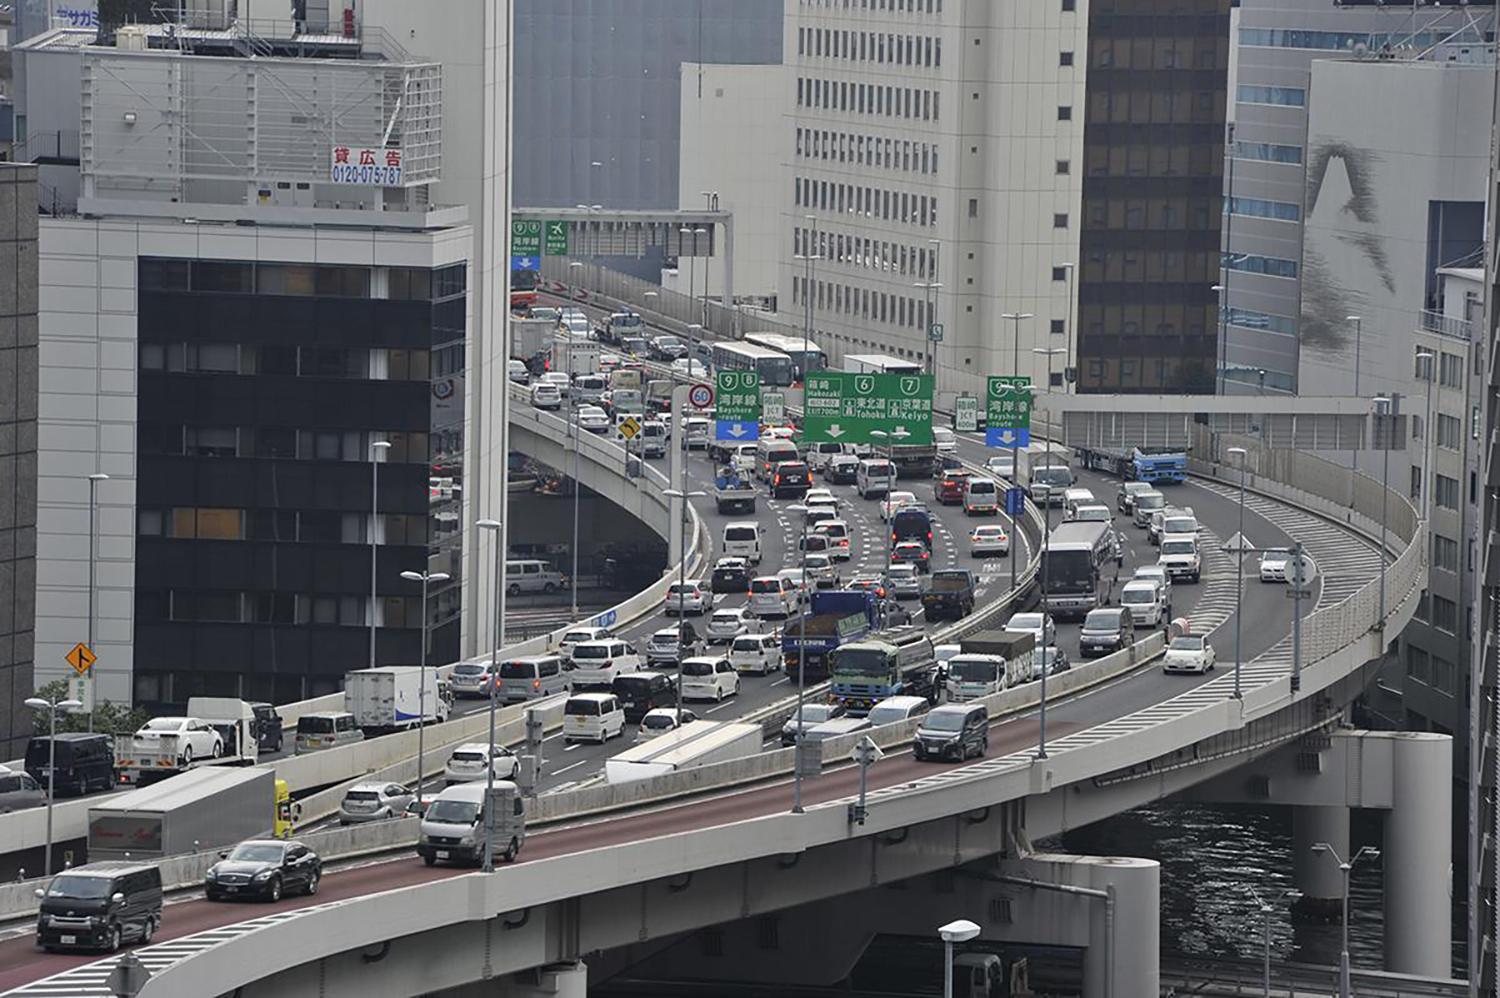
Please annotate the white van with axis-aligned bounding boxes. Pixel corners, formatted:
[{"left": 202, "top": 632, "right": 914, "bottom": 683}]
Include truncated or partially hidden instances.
[
  {"left": 1062, "top": 488, "right": 1098, "bottom": 519},
  {"left": 417, "top": 781, "right": 525, "bottom": 866},
  {"left": 635, "top": 420, "right": 668, "bottom": 459},
  {"left": 729, "top": 632, "right": 783, "bottom": 675},
  {"left": 1119, "top": 579, "right": 1166, "bottom": 626},
  {"left": 806, "top": 441, "right": 847, "bottom": 471},
  {"left": 573, "top": 373, "right": 608, "bottom": 405},
  {"left": 963, "top": 477, "right": 1000, "bottom": 516},
  {"left": 504, "top": 560, "right": 566, "bottom": 596},
  {"left": 748, "top": 575, "right": 800, "bottom": 618},
  {"left": 721, "top": 522, "right": 763, "bottom": 566},
  {"left": 567, "top": 639, "right": 643, "bottom": 689},
  {"left": 730, "top": 443, "right": 758, "bottom": 475},
  {"left": 756, "top": 439, "right": 801, "bottom": 482},
  {"left": 857, "top": 458, "right": 897, "bottom": 499},
  {"left": 562, "top": 692, "right": 626, "bottom": 744}
]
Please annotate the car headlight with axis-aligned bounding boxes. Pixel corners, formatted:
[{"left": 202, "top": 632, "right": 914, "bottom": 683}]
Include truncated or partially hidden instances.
[
  {"left": 205, "top": 867, "right": 219, "bottom": 881},
  {"left": 254, "top": 869, "right": 275, "bottom": 881},
  {"left": 458, "top": 832, "right": 477, "bottom": 846}
]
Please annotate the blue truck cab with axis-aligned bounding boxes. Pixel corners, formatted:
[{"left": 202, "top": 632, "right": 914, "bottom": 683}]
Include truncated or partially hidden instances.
[{"left": 781, "top": 589, "right": 879, "bottom": 682}]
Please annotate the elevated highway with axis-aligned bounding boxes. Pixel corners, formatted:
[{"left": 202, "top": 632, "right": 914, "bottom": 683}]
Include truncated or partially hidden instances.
[{"left": 0, "top": 417, "right": 1424, "bottom": 996}]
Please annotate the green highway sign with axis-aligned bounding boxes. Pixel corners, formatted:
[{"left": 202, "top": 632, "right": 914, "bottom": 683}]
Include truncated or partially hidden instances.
[
  {"left": 511, "top": 219, "right": 542, "bottom": 256},
  {"left": 986, "top": 375, "right": 1032, "bottom": 429},
  {"left": 715, "top": 371, "right": 762, "bottom": 423},
  {"left": 545, "top": 220, "right": 569, "bottom": 256},
  {"left": 802, "top": 372, "right": 934, "bottom": 445}
]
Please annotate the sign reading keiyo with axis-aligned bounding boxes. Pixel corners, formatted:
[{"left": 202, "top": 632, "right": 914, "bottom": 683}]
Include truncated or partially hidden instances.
[{"left": 802, "top": 372, "right": 934, "bottom": 445}]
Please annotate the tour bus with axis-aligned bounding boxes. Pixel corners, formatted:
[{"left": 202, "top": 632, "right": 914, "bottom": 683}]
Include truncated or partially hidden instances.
[
  {"left": 842, "top": 353, "right": 923, "bottom": 375},
  {"left": 1039, "top": 521, "right": 1117, "bottom": 619},
  {"left": 744, "top": 331, "right": 827, "bottom": 382},
  {"left": 709, "top": 341, "right": 795, "bottom": 387}
]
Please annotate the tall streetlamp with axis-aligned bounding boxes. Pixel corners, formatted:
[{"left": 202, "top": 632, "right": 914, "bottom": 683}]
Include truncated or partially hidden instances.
[
  {"left": 575, "top": 204, "right": 604, "bottom": 298},
  {"left": 1311, "top": 842, "right": 1381, "bottom": 998},
  {"left": 85, "top": 472, "right": 108, "bottom": 729},
  {"left": 1218, "top": 120, "right": 1238, "bottom": 394},
  {"left": 1002, "top": 312, "right": 1034, "bottom": 378},
  {"left": 1372, "top": 395, "right": 1392, "bottom": 630},
  {"left": 795, "top": 216, "right": 820, "bottom": 360},
  {"left": 1057, "top": 262, "right": 1076, "bottom": 391},
  {"left": 476, "top": 518, "right": 503, "bottom": 872},
  {"left": 400, "top": 569, "right": 450, "bottom": 809},
  {"left": 1415, "top": 349, "right": 1436, "bottom": 520},
  {"left": 686, "top": 323, "right": 705, "bottom": 377},
  {"left": 1227, "top": 446, "right": 1248, "bottom": 699},
  {"left": 1347, "top": 316, "right": 1363, "bottom": 471},
  {"left": 871, "top": 429, "right": 910, "bottom": 626},
  {"left": 1032, "top": 347, "right": 1066, "bottom": 760},
  {"left": 937, "top": 919, "right": 981, "bottom": 998},
  {"left": 24, "top": 694, "right": 82, "bottom": 876},
  {"left": 1246, "top": 886, "right": 1302, "bottom": 997},
  {"left": 369, "top": 440, "right": 391, "bottom": 670},
  {"left": 680, "top": 226, "right": 709, "bottom": 328},
  {"left": 1005, "top": 383, "right": 1036, "bottom": 596},
  {"left": 662, "top": 488, "right": 705, "bottom": 723}
]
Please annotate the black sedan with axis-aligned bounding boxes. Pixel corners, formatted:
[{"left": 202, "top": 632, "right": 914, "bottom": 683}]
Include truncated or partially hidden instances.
[
  {"left": 710, "top": 557, "right": 751, "bottom": 594},
  {"left": 204, "top": 839, "right": 322, "bottom": 903}
]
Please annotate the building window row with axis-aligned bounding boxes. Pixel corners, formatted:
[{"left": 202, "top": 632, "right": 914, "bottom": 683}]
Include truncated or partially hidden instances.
[
  {"left": 138, "top": 507, "right": 428, "bottom": 545},
  {"left": 1082, "top": 248, "right": 1220, "bottom": 285},
  {"left": 799, "top": 25, "right": 942, "bottom": 67},
  {"left": 791, "top": 274, "right": 930, "bottom": 334},
  {"left": 795, "top": 225, "right": 937, "bottom": 281},
  {"left": 1089, "top": 35, "right": 1222, "bottom": 72},
  {"left": 1236, "top": 84, "right": 1306, "bottom": 107},
  {"left": 1224, "top": 306, "right": 1296, "bottom": 337},
  {"left": 1086, "top": 196, "right": 1217, "bottom": 231},
  {"left": 795, "top": 126, "right": 939, "bottom": 178},
  {"left": 139, "top": 343, "right": 431, "bottom": 382},
  {"left": 1239, "top": 27, "right": 1483, "bottom": 51},
  {"left": 1232, "top": 140, "right": 1303, "bottom": 165},
  {"left": 1223, "top": 253, "right": 1298, "bottom": 280},
  {"left": 794, "top": 176, "right": 938, "bottom": 229},
  {"left": 139, "top": 424, "right": 429, "bottom": 464},
  {"left": 1089, "top": 88, "right": 1221, "bottom": 125},
  {"left": 141, "top": 259, "right": 466, "bottom": 301},
  {"left": 1227, "top": 196, "right": 1300, "bottom": 222},
  {"left": 801, "top": 0, "right": 942, "bottom": 14},
  {"left": 796, "top": 75, "right": 941, "bottom": 123},
  {"left": 137, "top": 589, "right": 424, "bottom": 628}
]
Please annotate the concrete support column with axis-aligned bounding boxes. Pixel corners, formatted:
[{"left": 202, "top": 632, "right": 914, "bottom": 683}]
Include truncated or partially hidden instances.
[
  {"left": 1019, "top": 853, "right": 1159, "bottom": 998},
  {"left": 1384, "top": 732, "right": 1452, "bottom": 977},
  {"left": 1293, "top": 804, "right": 1349, "bottom": 918}
]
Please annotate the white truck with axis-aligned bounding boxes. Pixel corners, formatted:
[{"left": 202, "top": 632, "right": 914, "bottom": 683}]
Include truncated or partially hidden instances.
[
  {"left": 344, "top": 666, "right": 451, "bottom": 735},
  {"left": 512, "top": 317, "right": 556, "bottom": 368},
  {"left": 943, "top": 631, "right": 1035, "bottom": 701},
  {"left": 114, "top": 699, "right": 261, "bottom": 785},
  {"left": 554, "top": 337, "right": 600, "bottom": 377},
  {"left": 88, "top": 767, "right": 276, "bottom": 861},
  {"left": 604, "top": 720, "right": 763, "bottom": 785},
  {"left": 1016, "top": 443, "right": 1076, "bottom": 506}
]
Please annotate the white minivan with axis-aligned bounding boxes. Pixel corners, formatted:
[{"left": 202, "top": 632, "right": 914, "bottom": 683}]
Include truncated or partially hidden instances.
[
  {"left": 721, "top": 522, "right": 763, "bottom": 566},
  {"left": 562, "top": 692, "right": 626, "bottom": 744},
  {"left": 567, "top": 639, "right": 643, "bottom": 689},
  {"left": 505, "top": 560, "right": 566, "bottom": 596},
  {"left": 857, "top": 458, "right": 897, "bottom": 499},
  {"left": 748, "top": 575, "right": 801, "bottom": 618},
  {"left": 963, "top": 477, "right": 1000, "bottom": 516}
]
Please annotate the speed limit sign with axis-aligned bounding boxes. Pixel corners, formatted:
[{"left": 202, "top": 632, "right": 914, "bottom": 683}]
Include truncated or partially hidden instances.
[{"left": 688, "top": 383, "right": 714, "bottom": 409}]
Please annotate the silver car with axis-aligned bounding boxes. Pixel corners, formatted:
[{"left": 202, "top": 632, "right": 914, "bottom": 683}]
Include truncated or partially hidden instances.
[
  {"left": 338, "top": 781, "right": 414, "bottom": 825},
  {"left": 0, "top": 766, "right": 44, "bottom": 813},
  {"left": 448, "top": 661, "right": 496, "bottom": 699},
  {"left": 888, "top": 564, "right": 922, "bottom": 600}
]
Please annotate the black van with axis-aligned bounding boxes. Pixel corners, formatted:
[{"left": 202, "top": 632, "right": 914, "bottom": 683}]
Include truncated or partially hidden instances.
[
  {"left": 250, "top": 702, "right": 284, "bottom": 753},
  {"left": 892, "top": 506, "right": 935, "bottom": 548},
  {"left": 611, "top": 672, "right": 676, "bottom": 723},
  {"left": 35, "top": 861, "right": 163, "bottom": 952},
  {"left": 25, "top": 733, "right": 115, "bottom": 795},
  {"left": 912, "top": 703, "right": 989, "bottom": 762}
]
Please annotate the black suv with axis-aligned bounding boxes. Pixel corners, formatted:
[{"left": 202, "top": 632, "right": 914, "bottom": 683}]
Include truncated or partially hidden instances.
[
  {"left": 612, "top": 672, "right": 677, "bottom": 723},
  {"left": 1079, "top": 607, "right": 1136, "bottom": 658},
  {"left": 913, "top": 704, "right": 989, "bottom": 762},
  {"left": 770, "top": 461, "right": 812, "bottom": 499},
  {"left": 36, "top": 862, "right": 162, "bottom": 952}
]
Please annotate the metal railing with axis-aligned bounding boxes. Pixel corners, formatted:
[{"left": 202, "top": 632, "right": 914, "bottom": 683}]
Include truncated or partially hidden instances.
[{"left": 1419, "top": 308, "right": 1474, "bottom": 342}]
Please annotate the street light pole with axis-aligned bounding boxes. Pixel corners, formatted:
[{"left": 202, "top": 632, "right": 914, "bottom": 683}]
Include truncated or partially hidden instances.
[
  {"left": 1058, "top": 262, "right": 1076, "bottom": 391},
  {"left": 938, "top": 919, "right": 981, "bottom": 998},
  {"left": 872, "top": 430, "right": 909, "bottom": 628},
  {"left": 400, "top": 570, "right": 450, "bottom": 809},
  {"left": 1348, "top": 316, "right": 1363, "bottom": 472},
  {"left": 663, "top": 489, "right": 705, "bottom": 724},
  {"left": 24, "top": 694, "right": 82, "bottom": 876},
  {"left": 85, "top": 472, "right": 108, "bottom": 729},
  {"left": 369, "top": 440, "right": 391, "bottom": 670},
  {"left": 1002, "top": 312, "right": 1034, "bottom": 379},
  {"left": 1228, "top": 446, "right": 1247, "bottom": 699},
  {"left": 1311, "top": 842, "right": 1380, "bottom": 998},
  {"left": 1032, "top": 348, "right": 1066, "bottom": 759},
  {"left": 476, "top": 519, "right": 502, "bottom": 872},
  {"left": 791, "top": 215, "right": 821, "bottom": 815},
  {"left": 1373, "top": 396, "right": 1392, "bottom": 629}
]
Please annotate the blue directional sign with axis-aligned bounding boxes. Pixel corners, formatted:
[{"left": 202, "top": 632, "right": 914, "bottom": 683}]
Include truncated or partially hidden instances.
[
  {"left": 985, "top": 426, "right": 1031, "bottom": 448},
  {"left": 716, "top": 420, "right": 760, "bottom": 442},
  {"left": 510, "top": 254, "right": 539, "bottom": 271},
  {"left": 1004, "top": 487, "right": 1027, "bottom": 516},
  {"left": 591, "top": 608, "right": 618, "bottom": 628}
]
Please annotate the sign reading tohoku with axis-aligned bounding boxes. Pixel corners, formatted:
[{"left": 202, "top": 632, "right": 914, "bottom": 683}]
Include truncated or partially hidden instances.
[{"left": 802, "top": 372, "right": 934, "bottom": 445}]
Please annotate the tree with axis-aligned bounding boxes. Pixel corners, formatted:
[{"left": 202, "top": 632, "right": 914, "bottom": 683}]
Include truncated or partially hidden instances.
[{"left": 27, "top": 679, "right": 150, "bottom": 737}]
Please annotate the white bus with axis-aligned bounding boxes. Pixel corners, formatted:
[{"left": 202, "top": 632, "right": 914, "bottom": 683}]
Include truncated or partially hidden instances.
[
  {"left": 744, "top": 332, "right": 827, "bottom": 381},
  {"left": 842, "top": 352, "right": 922, "bottom": 375},
  {"left": 710, "top": 341, "right": 795, "bottom": 387}
]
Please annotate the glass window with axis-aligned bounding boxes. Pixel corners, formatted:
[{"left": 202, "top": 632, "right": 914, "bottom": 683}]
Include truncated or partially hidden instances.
[
  {"left": 388, "top": 268, "right": 433, "bottom": 301},
  {"left": 256, "top": 264, "right": 318, "bottom": 296},
  {"left": 1223, "top": 254, "right": 1298, "bottom": 279},
  {"left": 195, "top": 508, "right": 244, "bottom": 540},
  {"left": 140, "top": 258, "right": 191, "bottom": 291},
  {"left": 1227, "top": 197, "right": 1300, "bottom": 222},
  {"left": 1232, "top": 141, "right": 1302, "bottom": 165},
  {"left": 186, "top": 427, "right": 238, "bottom": 458},
  {"left": 316, "top": 266, "right": 372, "bottom": 298},
  {"left": 1237, "top": 84, "right": 1305, "bottom": 107},
  {"left": 1435, "top": 475, "right": 1460, "bottom": 510},
  {"left": 192, "top": 261, "right": 253, "bottom": 293}
]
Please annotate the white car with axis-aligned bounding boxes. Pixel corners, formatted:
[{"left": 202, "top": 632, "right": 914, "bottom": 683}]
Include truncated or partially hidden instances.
[
  {"left": 1259, "top": 548, "right": 1292, "bottom": 583},
  {"left": 567, "top": 639, "right": 643, "bottom": 688},
  {"left": 443, "top": 743, "right": 518, "bottom": 784},
  {"left": 985, "top": 455, "right": 1015, "bottom": 479},
  {"left": 803, "top": 496, "right": 840, "bottom": 522},
  {"left": 888, "top": 564, "right": 922, "bottom": 600},
  {"left": 529, "top": 382, "right": 562, "bottom": 410},
  {"left": 932, "top": 426, "right": 958, "bottom": 454},
  {"left": 1069, "top": 504, "right": 1113, "bottom": 525},
  {"left": 802, "top": 552, "right": 840, "bottom": 588},
  {"left": 812, "top": 519, "right": 853, "bottom": 560},
  {"left": 664, "top": 580, "right": 709, "bottom": 616},
  {"left": 670, "top": 358, "right": 709, "bottom": 378},
  {"left": 969, "top": 524, "right": 1010, "bottom": 557},
  {"left": 539, "top": 371, "right": 571, "bottom": 397},
  {"left": 1132, "top": 565, "right": 1174, "bottom": 607},
  {"left": 576, "top": 405, "right": 612, "bottom": 433},
  {"left": 1157, "top": 534, "right": 1202, "bottom": 583},
  {"left": 635, "top": 708, "right": 696, "bottom": 740},
  {"left": 705, "top": 607, "right": 751, "bottom": 645},
  {"left": 1119, "top": 579, "right": 1166, "bottom": 626},
  {"left": 1162, "top": 634, "right": 1217, "bottom": 674},
  {"left": 680, "top": 656, "right": 741, "bottom": 701},
  {"left": 1005, "top": 612, "right": 1056, "bottom": 647},
  {"left": 729, "top": 632, "right": 783, "bottom": 675},
  {"left": 132, "top": 717, "right": 223, "bottom": 764},
  {"left": 881, "top": 491, "right": 918, "bottom": 521},
  {"left": 803, "top": 487, "right": 839, "bottom": 509},
  {"left": 558, "top": 625, "right": 612, "bottom": 662}
]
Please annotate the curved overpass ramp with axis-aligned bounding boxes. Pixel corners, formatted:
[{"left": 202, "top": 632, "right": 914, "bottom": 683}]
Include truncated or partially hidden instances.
[{"left": 0, "top": 433, "right": 1423, "bottom": 998}]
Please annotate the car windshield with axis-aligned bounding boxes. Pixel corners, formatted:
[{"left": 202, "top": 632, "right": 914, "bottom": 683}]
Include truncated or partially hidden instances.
[
  {"left": 47, "top": 875, "right": 114, "bottom": 899},
  {"left": 142, "top": 718, "right": 182, "bottom": 731},
  {"left": 922, "top": 712, "right": 967, "bottom": 732},
  {"left": 1121, "top": 588, "right": 1154, "bottom": 605},
  {"left": 1010, "top": 614, "right": 1043, "bottom": 631},
  {"left": 1076, "top": 508, "right": 1109, "bottom": 521},
  {"left": 949, "top": 658, "right": 998, "bottom": 682},
  {"left": 561, "top": 631, "right": 596, "bottom": 644},
  {"left": 572, "top": 645, "right": 609, "bottom": 660},
  {"left": 344, "top": 790, "right": 379, "bottom": 802},
  {"left": 498, "top": 661, "right": 538, "bottom": 678},
  {"left": 1161, "top": 540, "right": 1196, "bottom": 555},
  {"left": 228, "top": 842, "right": 286, "bottom": 863},
  {"left": 668, "top": 584, "right": 699, "bottom": 595},
  {"left": 450, "top": 751, "right": 485, "bottom": 762},
  {"left": 1135, "top": 568, "right": 1166, "bottom": 581},
  {"left": 1164, "top": 518, "right": 1197, "bottom": 532},
  {"left": 712, "top": 611, "right": 741, "bottom": 623},
  {"left": 613, "top": 677, "right": 655, "bottom": 695},
  {"left": 651, "top": 632, "right": 680, "bottom": 645},
  {"left": 867, "top": 706, "right": 911, "bottom": 725},
  {"left": 681, "top": 661, "right": 715, "bottom": 677},
  {"left": 426, "top": 800, "right": 480, "bottom": 824},
  {"left": 1034, "top": 467, "right": 1073, "bottom": 486},
  {"left": 732, "top": 637, "right": 763, "bottom": 652},
  {"left": 725, "top": 527, "right": 756, "bottom": 541},
  {"left": 1170, "top": 637, "right": 1205, "bottom": 651},
  {"left": 299, "top": 716, "right": 335, "bottom": 733},
  {"left": 1138, "top": 494, "right": 1165, "bottom": 510},
  {"left": 453, "top": 664, "right": 486, "bottom": 677},
  {"left": 1262, "top": 549, "right": 1290, "bottom": 561},
  {"left": 750, "top": 579, "right": 779, "bottom": 593},
  {"left": 642, "top": 714, "right": 677, "bottom": 730},
  {"left": 890, "top": 566, "right": 917, "bottom": 580},
  {"left": 1084, "top": 611, "right": 1121, "bottom": 629},
  {"left": 833, "top": 648, "right": 891, "bottom": 677}
]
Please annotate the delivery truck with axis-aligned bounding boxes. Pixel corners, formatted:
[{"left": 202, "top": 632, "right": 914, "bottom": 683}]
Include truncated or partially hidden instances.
[
  {"left": 87, "top": 767, "right": 276, "bottom": 861},
  {"left": 604, "top": 721, "right": 763, "bottom": 785},
  {"left": 512, "top": 316, "right": 556, "bottom": 370},
  {"left": 344, "top": 666, "right": 451, "bottom": 735},
  {"left": 943, "top": 630, "right": 1035, "bottom": 701}
]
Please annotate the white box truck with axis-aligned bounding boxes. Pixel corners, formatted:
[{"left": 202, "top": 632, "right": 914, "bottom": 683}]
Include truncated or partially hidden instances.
[
  {"left": 604, "top": 721, "right": 763, "bottom": 785},
  {"left": 344, "top": 666, "right": 450, "bottom": 735}
]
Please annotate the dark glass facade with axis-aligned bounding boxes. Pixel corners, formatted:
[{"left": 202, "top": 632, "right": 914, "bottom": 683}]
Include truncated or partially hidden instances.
[
  {"left": 1075, "top": 0, "right": 1231, "bottom": 394},
  {"left": 132, "top": 258, "right": 465, "bottom": 709}
]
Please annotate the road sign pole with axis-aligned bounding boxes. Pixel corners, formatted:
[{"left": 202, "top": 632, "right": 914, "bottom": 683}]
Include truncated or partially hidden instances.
[
  {"left": 1011, "top": 441, "right": 1020, "bottom": 593},
  {"left": 86, "top": 473, "right": 102, "bottom": 731}
]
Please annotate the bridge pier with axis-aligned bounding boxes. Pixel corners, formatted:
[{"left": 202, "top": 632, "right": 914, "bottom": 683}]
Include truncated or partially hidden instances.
[
  {"left": 1383, "top": 732, "right": 1451, "bottom": 977},
  {"left": 1293, "top": 804, "right": 1349, "bottom": 919}
]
